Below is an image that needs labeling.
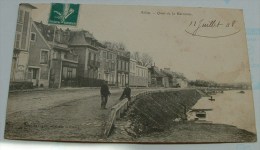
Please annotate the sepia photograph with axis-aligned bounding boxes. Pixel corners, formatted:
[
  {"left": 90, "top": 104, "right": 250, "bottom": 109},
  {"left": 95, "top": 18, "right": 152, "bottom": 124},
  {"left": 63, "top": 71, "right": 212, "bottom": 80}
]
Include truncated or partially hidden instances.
[{"left": 4, "top": 3, "right": 257, "bottom": 143}]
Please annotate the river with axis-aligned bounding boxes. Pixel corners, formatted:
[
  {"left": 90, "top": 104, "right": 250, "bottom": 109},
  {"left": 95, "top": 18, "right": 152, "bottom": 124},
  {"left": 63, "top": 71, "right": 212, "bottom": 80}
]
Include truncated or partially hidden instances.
[
  {"left": 109, "top": 89, "right": 257, "bottom": 142},
  {"left": 189, "top": 90, "right": 256, "bottom": 133}
]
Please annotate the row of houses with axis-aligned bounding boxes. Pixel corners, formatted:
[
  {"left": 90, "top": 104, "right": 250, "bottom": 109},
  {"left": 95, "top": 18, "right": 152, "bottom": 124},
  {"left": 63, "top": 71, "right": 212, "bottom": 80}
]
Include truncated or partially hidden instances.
[{"left": 10, "top": 4, "right": 188, "bottom": 89}]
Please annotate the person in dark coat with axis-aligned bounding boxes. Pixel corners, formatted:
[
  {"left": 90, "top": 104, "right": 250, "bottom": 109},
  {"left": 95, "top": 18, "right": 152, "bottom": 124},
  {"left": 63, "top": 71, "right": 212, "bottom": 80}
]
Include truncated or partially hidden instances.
[
  {"left": 100, "top": 81, "right": 111, "bottom": 109},
  {"left": 119, "top": 84, "right": 131, "bottom": 101}
]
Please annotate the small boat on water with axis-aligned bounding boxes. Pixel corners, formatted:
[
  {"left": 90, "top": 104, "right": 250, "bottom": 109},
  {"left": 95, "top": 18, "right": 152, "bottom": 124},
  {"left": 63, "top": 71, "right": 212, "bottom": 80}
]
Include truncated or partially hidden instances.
[
  {"left": 239, "top": 91, "right": 245, "bottom": 94},
  {"left": 188, "top": 109, "right": 213, "bottom": 122},
  {"left": 209, "top": 96, "right": 215, "bottom": 101}
]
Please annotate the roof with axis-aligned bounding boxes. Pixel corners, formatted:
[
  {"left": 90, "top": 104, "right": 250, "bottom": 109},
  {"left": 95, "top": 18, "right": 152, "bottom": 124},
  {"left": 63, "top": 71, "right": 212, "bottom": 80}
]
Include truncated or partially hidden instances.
[
  {"left": 69, "top": 31, "right": 88, "bottom": 46},
  {"left": 20, "top": 3, "right": 37, "bottom": 9},
  {"left": 84, "top": 31, "right": 95, "bottom": 39},
  {"left": 34, "top": 21, "right": 57, "bottom": 42},
  {"left": 130, "top": 59, "right": 137, "bottom": 62},
  {"left": 47, "top": 41, "right": 70, "bottom": 51},
  {"left": 68, "top": 30, "right": 99, "bottom": 48},
  {"left": 34, "top": 21, "right": 72, "bottom": 51},
  {"left": 136, "top": 64, "right": 148, "bottom": 69}
]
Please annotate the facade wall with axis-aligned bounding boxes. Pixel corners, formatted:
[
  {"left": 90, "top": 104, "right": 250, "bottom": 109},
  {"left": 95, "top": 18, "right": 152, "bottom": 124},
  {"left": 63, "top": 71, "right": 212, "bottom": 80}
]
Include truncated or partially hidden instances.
[
  {"left": 73, "top": 47, "right": 86, "bottom": 78},
  {"left": 116, "top": 50, "right": 130, "bottom": 87},
  {"left": 13, "top": 51, "right": 29, "bottom": 81},
  {"left": 99, "top": 48, "right": 117, "bottom": 85},
  {"left": 82, "top": 48, "right": 99, "bottom": 79},
  {"left": 116, "top": 58, "right": 130, "bottom": 86},
  {"left": 28, "top": 23, "right": 51, "bottom": 87},
  {"left": 129, "top": 61, "right": 148, "bottom": 87}
]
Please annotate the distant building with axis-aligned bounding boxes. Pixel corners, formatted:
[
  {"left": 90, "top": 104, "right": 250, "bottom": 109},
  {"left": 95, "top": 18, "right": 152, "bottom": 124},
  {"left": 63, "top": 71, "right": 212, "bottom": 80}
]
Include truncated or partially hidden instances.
[
  {"left": 116, "top": 50, "right": 130, "bottom": 87},
  {"left": 148, "top": 65, "right": 169, "bottom": 87},
  {"left": 98, "top": 47, "right": 117, "bottom": 85},
  {"left": 162, "top": 68, "right": 188, "bottom": 88},
  {"left": 129, "top": 59, "right": 148, "bottom": 87},
  {"left": 11, "top": 4, "right": 37, "bottom": 82}
]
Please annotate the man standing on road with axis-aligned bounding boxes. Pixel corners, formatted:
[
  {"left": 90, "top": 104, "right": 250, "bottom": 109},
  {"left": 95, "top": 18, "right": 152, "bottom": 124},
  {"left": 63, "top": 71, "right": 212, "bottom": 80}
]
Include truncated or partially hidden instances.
[
  {"left": 100, "top": 81, "right": 111, "bottom": 109},
  {"left": 119, "top": 84, "right": 131, "bottom": 101}
]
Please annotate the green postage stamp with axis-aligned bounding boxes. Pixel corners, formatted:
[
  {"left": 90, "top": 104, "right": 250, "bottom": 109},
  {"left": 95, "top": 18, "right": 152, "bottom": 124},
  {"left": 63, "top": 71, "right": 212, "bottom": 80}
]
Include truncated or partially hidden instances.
[{"left": 48, "top": 3, "right": 80, "bottom": 26}]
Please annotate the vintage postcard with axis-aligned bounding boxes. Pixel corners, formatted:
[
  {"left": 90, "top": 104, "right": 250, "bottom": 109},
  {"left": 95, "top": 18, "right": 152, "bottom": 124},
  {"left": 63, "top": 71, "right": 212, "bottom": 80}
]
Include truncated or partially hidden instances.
[{"left": 4, "top": 3, "right": 257, "bottom": 143}]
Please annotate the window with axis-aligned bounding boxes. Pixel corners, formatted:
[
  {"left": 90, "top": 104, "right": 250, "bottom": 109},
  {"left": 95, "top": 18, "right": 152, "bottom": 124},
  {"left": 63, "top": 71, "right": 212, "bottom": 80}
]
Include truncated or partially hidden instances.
[
  {"left": 118, "top": 60, "right": 121, "bottom": 70},
  {"left": 40, "top": 50, "right": 49, "bottom": 64},
  {"left": 21, "top": 11, "right": 29, "bottom": 50},
  {"left": 94, "top": 53, "right": 96, "bottom": 61},
  {"left": 31, "top": 32, "right": 36, "bottom": 41},
  {"left": 107, "top": 52, "right": 112, "bottom": 59},
  {"left": 16, "top": 23, "right": 23, "bottom": 32},
  {"left": 111, "top": 62, "right": 115, "bottom": 70},
  {"left": 17, "top": 10, "right": 24, "bottom": 23},
  {"left": 32, "top": 69, "right": 37, "bottom": 79},
  {"left": 89, "top": 52, "right": 94, "bottom": 61},
  {"left": 15, "top": 32, "right": 21, "bottom": 49},
  {"left": 53, "top": 51, "right": 57, "bottom": 59},
  {"left": 63, "top": 67, "right": 77, "bottom": 79},
  {"left": 126, "top": 62, "right": 129, "bottom": 71},
  {"left": 122, "top": 61, "right": 125, "bottom": 71},
  {"left": 67, "top": 67, "right": 72, "bottom": 79},
  {"left": 72, "top": 68, "right": 76, "bottom": 78},
  {"left": 103, "top": 51, "right": 107, "bottom": 59},
  {"left": 112, "top": 74, "right": 114, "bottom": 83},
  {"left": 112, "top": 54, "right": 115, "bottom": 59},
  {"left": 109, "top": 62, "right": 112, "bottom": 70},
  {"left": 63, "top": 67, "right": 68, "bottom": 78}
]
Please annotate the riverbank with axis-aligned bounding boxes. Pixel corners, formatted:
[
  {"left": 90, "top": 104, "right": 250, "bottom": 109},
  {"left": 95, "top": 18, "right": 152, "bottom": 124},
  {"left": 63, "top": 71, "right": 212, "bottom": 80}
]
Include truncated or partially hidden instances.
[
  {"left": 108, "top": 120, "right": 256, "bottom": 143},
  {"left": 138, "top": 122, "right": 256, "bottom": 143},
  {"left": 107, "top": 89, "right": 257, "bottom": 143}
]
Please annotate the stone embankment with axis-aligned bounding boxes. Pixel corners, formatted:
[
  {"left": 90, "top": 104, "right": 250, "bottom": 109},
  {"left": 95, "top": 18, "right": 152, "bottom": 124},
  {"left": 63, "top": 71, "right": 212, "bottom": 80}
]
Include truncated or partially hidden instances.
[{"left": 124, "top": 89, "right": 201, "bottom": 136}]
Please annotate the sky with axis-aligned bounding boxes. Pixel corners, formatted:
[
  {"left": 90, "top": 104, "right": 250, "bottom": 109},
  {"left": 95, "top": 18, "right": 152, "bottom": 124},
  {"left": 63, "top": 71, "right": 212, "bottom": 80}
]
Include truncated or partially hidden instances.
[{"left": 31, "top": 4, "right": 251, "bottom": 83}]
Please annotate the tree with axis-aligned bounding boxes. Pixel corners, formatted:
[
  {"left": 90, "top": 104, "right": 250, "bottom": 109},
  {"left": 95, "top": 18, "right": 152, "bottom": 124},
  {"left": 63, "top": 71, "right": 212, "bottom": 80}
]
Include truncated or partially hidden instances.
[
  {"left": 131, "top": 51, "right": 141, "bottom": 62},
  {"left": 141, "top": 53, "right": 153, "bottom": 67},
  {"left": 103, "top": 41, "right": 126, "bottom": 50},
  {"left": 131, "top": 51, "right": 154, "bottom": 67}
]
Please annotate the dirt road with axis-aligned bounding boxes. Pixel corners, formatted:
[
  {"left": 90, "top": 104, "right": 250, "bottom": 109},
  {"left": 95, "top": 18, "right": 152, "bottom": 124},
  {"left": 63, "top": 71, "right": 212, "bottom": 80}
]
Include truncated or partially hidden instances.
[{"left": 5, "top": 88, "right": 149, "bottom": 141}]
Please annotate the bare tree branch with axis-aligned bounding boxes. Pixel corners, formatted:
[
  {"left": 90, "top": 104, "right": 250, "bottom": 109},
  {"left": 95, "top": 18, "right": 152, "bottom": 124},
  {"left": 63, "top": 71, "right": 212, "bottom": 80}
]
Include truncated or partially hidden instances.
[{"left": 131, "top": 51, "right": 153, "bottom": 67}]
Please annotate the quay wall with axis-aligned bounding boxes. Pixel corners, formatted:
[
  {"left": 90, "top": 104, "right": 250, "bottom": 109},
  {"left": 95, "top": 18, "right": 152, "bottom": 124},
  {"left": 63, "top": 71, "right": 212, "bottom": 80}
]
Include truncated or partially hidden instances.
[{"left": 125, "top": 89, "right": 201, "bottom": 135}]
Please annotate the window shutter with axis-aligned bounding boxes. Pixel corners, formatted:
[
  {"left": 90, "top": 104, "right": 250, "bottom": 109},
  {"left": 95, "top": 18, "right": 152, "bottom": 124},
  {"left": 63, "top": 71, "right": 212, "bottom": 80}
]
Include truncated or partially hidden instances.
[
  {"left": 17, "top": 10, "right": 24, "bottom": 23},
  {"left": 21, "top": 11, "right": 29, "bottom": 50}
]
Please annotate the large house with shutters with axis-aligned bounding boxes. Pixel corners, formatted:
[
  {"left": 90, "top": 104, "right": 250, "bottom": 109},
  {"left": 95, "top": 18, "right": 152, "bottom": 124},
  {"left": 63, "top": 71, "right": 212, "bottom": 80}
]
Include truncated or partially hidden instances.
[{"left": 68, "top": 30, "right": 103, "bottom": 87}]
